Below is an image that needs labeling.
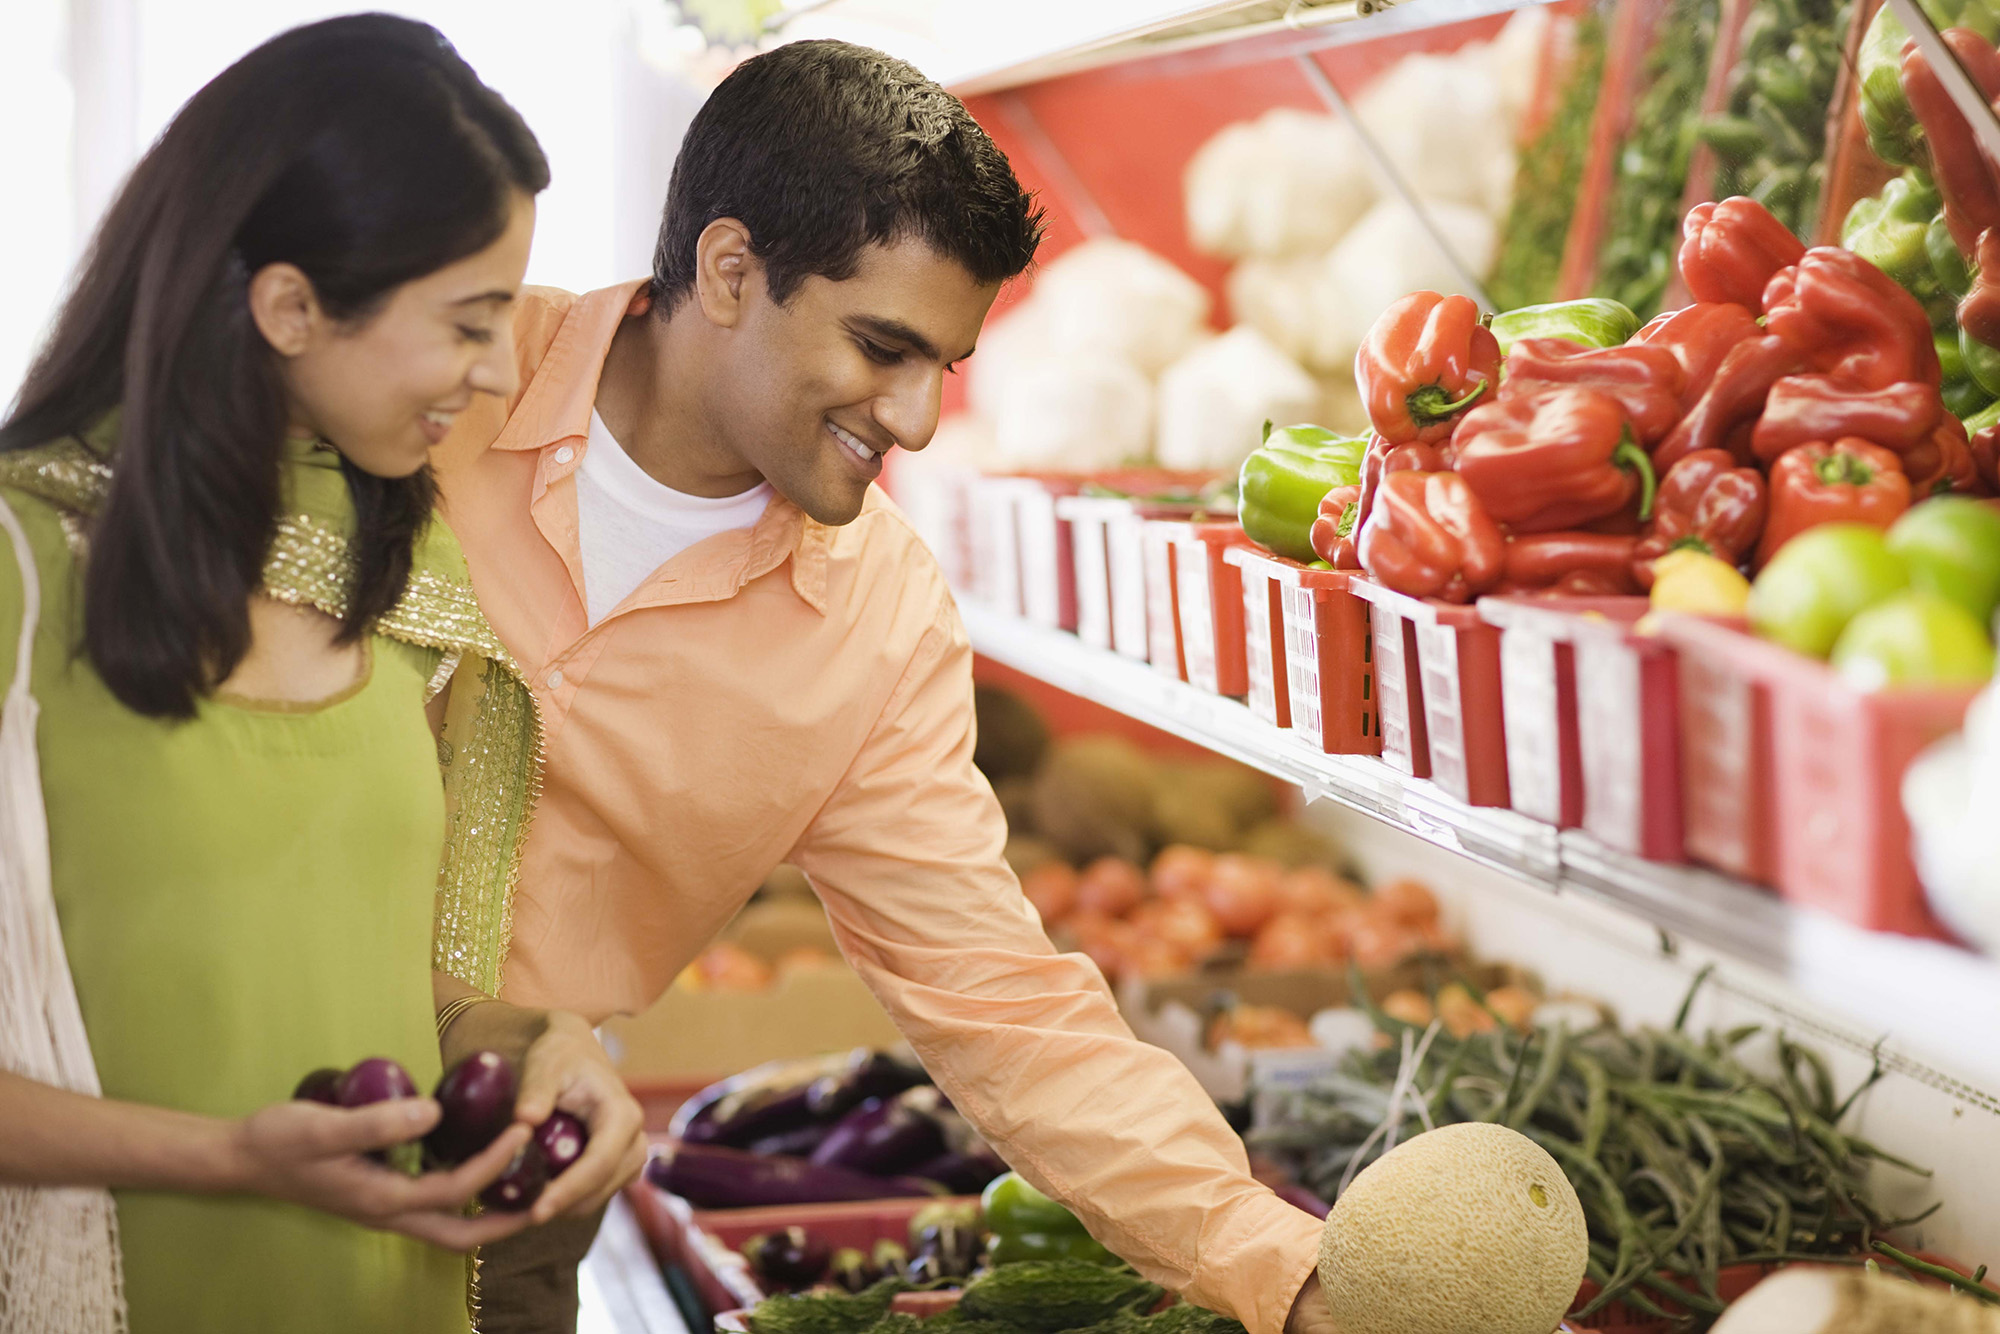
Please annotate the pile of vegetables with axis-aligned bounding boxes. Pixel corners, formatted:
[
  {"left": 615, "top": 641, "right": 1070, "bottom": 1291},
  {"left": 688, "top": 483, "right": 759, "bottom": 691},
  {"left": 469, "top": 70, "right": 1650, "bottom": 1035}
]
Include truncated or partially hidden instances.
[
  {"left": 1489, "top": 11, "right": 1608, "bottom": 312},
  {"left": 741, "top": 1260, "right": 1247, "bottom": 1334},
  {"left": 1594, "top": 0, "right": 1721, "bottom": 318},
  {"left": 1250, "top": 971, "right": 1938, "bottom": 1328},
  {"left": 1026, "top": 846, "right": 1454, "bottom": 986},
  {"left": 650, "top": 1049, "right": 1010, "bottom": 1208},
  {"left": 292, "top": 1052, "right": 585, "bottom": 1212},
  {"left": 1699, "top": 0, "right": 1851, "bottom": 240},
  {"left": 1291, "top": 192, "right": 1998, "bottom": 641}
]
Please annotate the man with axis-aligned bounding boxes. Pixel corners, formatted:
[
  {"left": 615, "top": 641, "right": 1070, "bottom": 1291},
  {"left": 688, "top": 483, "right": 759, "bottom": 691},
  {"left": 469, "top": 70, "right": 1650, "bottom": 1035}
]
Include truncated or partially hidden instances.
[{"left": 432, "top": 40, "right": 1332, "bottom": 1334}]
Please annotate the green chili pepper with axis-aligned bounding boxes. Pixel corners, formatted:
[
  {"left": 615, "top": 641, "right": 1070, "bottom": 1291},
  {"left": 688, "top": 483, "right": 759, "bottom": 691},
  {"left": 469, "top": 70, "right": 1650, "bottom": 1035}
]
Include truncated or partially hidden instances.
[
  {"left": 1964, "top": 397, "right": 2000, "bottom": 438},
  {"left": 1962, "top": 326, "right": 2000, "bottom": 397},
  {"left": 1842, "top": 172, "right": 1942, "bottom": 301},
  {"left": 1930, "top": 211, "right": 1974, "bottom": 299}
]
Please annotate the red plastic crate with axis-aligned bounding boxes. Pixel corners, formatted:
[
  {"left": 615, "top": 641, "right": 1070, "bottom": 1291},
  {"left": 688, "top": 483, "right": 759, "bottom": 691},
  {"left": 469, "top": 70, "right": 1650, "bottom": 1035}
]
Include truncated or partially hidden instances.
[
  {"left": 965, "top": 476, "right": 1027, "bottom": 616},
  {"left": 1481, "top": 597, "right": 1684, "bottom": 861},
  {"left": 1057, "top": 474, "right": 1223, "bottom": 653},
  {"left": 1140, "top": 521, "right": 1186, "bottom": 680},
  {"left": 1152, "top": 520, "right": 1255, "bottom": 696},
  {"left": 1350, "top": 580, "right": 1510, "bottom": 806},
  {"left": 1058, "top": 495, "right": 1122, "bottom": 652},
  {"left": 1655, "top": 616, "right": 1777, "bottom": 884},
  {"left": 1656, "top": 616, "right": 1976, "bottom": 937},
  {"left": 1012, "top": 475, "right": 1084, "bottom": 632},
  {"left": 1224, "top": 552, "right": 1384, "bottom": 756},
  {"left": 1225, "top": 547, "right": 1292, "bottom": 729}
]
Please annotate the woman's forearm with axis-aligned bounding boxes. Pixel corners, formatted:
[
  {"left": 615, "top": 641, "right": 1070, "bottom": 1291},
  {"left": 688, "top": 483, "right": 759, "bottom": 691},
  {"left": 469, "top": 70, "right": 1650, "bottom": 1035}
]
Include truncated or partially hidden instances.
[
  {"left": 433, "top": 970, "right": 548, "bottom": 1070},
  {"left": 0, "top": 1070, "right": 243, "bottom": 1192}
]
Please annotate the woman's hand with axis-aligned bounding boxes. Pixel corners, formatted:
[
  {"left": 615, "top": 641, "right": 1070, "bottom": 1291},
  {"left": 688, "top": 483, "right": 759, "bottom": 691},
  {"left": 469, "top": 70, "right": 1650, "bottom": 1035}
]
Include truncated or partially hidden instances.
[
  {"left": 230, "top": 1096, "right": 536, "bottom": 1250},
  {"left": 510, "top": 1010, "right": 649, "bottom": 1224}
]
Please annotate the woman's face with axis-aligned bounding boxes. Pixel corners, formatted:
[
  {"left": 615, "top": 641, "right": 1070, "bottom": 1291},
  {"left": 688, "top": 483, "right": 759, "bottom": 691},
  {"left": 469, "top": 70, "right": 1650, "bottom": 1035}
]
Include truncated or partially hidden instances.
[{"left": 261, "top": 191, "right": 536, "bottom": 478}]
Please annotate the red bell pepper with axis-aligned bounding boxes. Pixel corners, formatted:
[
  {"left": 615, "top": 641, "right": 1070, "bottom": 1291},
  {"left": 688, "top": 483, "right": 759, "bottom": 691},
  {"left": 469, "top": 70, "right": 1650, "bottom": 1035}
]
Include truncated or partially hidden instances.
[
  {"left": 1761, "top": 247, "right": 1942, "bottom": 389},
  {"left": 1631, "top": 449, "right": 1768, "bottom": 588},
  {"left": 1900, "top": 28, "right": 2000, "bottom": 255},
  {"left": 1499, "top": 338, "right": 1686, "bottom": 446},
  {"left": 1960, "top": 227, "right": 2000, "bottom": 349},
  {"left": 1634, "top": 302, "right": 1763, "bottom": 412},
  {"left": 1494, "top": 532, "right": 1642, "bottom": 595},
  {"left": 1454, "top": 387, "right": 1659, "bottom": 533},
  {"left": 1355, "top": 292, "right": 1502, "bottom": 444},
  {"left": 1757, "top": 439, "right": 1913, "bottom": 566},
  {"left": 1357, "top": 470, "right": 1506, "bottom": 604},
  {"left": 1678, "top": 197, "right": 1807, "bottom": 312},
  {"left": 1748, "top": 375, "right": 1942, "bottom": 465},
  {"left": 1901, "top": 415, "right": 1990, "bottom": 497},
  {"left": 1653, "top": 334, "right": 1809, "bottom": 471},
  {"left": 1353, "top": 435, "right": 1454, "bottom": 545},
  {"left": 1309, "top": 484, "right": 1364, "bottom": 569}
]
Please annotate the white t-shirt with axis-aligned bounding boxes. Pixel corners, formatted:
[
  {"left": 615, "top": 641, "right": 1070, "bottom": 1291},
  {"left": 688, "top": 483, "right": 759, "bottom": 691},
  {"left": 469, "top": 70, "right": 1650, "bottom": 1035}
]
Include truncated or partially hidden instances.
[{"left": 575, "top": 410, "right": 772, "bottom": 626}]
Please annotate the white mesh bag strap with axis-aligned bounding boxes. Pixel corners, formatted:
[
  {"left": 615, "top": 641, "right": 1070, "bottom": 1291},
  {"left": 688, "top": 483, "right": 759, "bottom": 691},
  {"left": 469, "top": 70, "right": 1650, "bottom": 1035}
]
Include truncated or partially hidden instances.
[{"left": 0, "top": 494, "right": 126, "bottom": 1332}]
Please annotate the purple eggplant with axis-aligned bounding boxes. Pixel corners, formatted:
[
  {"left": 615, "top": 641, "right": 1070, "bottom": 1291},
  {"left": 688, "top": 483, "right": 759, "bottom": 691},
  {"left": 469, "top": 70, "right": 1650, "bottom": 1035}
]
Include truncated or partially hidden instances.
[
  {"left": 744, "top": 1123, "right": 834, "bottom": 1159},
  {"left": 742, "top": 1227, "right": 832, "bottom": 1290},
  {"left": 669, "top": 1053, "right": 853, "bottom": 1144},
  {"left": 292, "top": 1067, "right": 343, "bottom": 1105},
  {"left": 803, "top": 1050, "right": 928, "bottom": 1121},
  {"left": 645, "top": 1142, "right": 945, "bottom": 1209},
  {"left": 481, "top": 1139, "right": 550, "bottom": 1213},
  {"left": 810, "top": 1094, "right": 946, "bottom": 1177},
  {"left": 335, "top": 1057, "right": 418, "bottom": 1108},
  {"left": 534, "top": 1111, "right": 588, "bottom": 1178},
  {"left": 425, "top": 1051, "right": 516, "bottom": 1166},
  {"left": 908, "top": 1149, "right": 1008, "bottom": 1196}
]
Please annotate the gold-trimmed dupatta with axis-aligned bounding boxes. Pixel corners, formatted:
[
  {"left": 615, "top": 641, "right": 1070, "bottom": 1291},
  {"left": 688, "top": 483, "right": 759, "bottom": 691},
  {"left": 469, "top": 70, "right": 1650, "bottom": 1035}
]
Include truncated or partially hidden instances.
[{"left": 0, "top": 426, "right": 540, "bottom": 996}]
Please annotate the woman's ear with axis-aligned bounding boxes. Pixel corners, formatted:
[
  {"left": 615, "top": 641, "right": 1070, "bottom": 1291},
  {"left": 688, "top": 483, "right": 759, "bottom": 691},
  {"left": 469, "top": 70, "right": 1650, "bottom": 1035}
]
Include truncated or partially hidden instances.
[
  {"left": 247, "top": 262, "right": 322, "bottom": 358},
  {"left": 694, "top": 218, "right": 757, "bottom": 329}
]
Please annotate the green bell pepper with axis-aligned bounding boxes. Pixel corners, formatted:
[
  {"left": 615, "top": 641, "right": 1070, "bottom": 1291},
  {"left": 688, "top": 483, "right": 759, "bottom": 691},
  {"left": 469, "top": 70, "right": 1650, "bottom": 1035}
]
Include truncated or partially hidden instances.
[
  {"left": 1488, "top": 298, "right": 1641, "bottom": 356},
  {"left": 1237, "top": 423, "right": 1365, "bottom": 565},
  {"left": 1962, "top": 325, "right": 2000, "bottom": 397},
  {"left": 1888, "top": 496, "right": 2000, "bottom": 623},
  {"left": 1939, "top": 332, "right": 1997, "bottom": 415},
  {"left": 1930, "top": 211, "right": 1974, "bottom": 300},
  {"left": 980, "top": 1172, "right": 1119, "bottom": 1268},
  {"left": 1843, "top": 172, "right": 1943, "bottom": 303},
  {"left": 1860, "top": 1, "right": 2000, "bottom": 166}
]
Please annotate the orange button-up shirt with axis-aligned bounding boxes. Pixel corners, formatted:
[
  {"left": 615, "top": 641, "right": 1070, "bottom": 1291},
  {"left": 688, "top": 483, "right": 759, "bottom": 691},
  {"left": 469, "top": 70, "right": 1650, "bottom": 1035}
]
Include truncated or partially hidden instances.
[{"left": 432, "top": 282, "right": 1322, "bottom": 1334}]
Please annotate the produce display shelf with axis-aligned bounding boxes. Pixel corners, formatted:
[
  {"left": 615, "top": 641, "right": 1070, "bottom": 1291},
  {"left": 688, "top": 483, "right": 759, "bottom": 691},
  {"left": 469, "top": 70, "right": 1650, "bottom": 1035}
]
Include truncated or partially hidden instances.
[
  {"left": 963, "top": 601, "right": 2000, "bottom": 1102},
  {"left": 940, "top": 0, "right": 1540, "bottom": 94}
]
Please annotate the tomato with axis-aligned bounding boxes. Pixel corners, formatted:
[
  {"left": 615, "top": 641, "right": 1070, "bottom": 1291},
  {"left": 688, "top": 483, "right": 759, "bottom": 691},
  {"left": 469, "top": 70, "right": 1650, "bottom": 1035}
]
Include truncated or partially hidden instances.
[
  {"left": 1133, "top": 897, "right": 1224, "bottom": 960},
  {"left": 1831, "top": 590, "right": 1996, "bottom": 686},
  {"left": 1378, "top": 989, "right": 1434, "bottom": 1027},
  {"left": 1021, "top": 862, "right": 1079, "bottom": 926},
  {"left": 1116, "top": 933, "right": 1193, "bottom": 981},
  {"left": 1273, "top": 865, "right": 1364, "bottom": 917},
  {"left": 1065, "top": 912, "right": 1133, "bottom": 976},
  {"left": 1348, "top": 917, "right": 1420, "bottom": 972},
  {"left": 1749, "top": 523, "right": 1909, "bottom": 658},
  {"left": 1886, "top": 497, "right": 2000, "bottom": 625},
  {"left": 1150, "top": 844, "right": 1216, "bottom": 902},
  {"left": 1203, "top": 854, "right": 1282, "bottom": 936},
  {"left": 1248, "top": 912, "right": 1335, "bottom": 969},
  {"left": 1372, "top": 878, "right": 1440, "bottom": 928},
  {"left": 1074, "top": 857, "right": 1146, "bottom": 917}
]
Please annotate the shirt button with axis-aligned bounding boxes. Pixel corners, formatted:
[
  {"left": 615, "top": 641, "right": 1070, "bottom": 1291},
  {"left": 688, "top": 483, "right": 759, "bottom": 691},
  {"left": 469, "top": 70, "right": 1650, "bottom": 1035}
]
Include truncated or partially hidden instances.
[
  {"left": 554, "top": 446, "right": 575, "bottom": 465},
  {"left": 547, "top": 669, "right": 566, "bottom": 690}
]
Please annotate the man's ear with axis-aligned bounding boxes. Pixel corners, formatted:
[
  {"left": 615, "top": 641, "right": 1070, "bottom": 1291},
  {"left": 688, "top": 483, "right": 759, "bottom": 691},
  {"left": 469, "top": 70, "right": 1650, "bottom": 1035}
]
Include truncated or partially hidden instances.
[
  {"left": 247, "top": 262, "right": 322, "bottom": 358},
  {"left": 694, "top": 218, "right": 757, "bottom": 328}
]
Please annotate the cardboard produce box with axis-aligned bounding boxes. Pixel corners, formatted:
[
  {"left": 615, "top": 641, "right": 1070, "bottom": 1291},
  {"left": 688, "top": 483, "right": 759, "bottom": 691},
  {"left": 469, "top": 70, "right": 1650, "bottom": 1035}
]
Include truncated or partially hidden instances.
[{"left": 601, "top": 899, "right": 902, "bottom": 1083}]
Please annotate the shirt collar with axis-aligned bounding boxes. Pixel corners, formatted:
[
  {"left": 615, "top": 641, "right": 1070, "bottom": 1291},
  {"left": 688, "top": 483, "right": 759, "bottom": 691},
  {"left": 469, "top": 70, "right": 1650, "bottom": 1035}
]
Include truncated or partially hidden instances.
[{"left": 495, "top": 279, "right": 832, "bottom": 617}]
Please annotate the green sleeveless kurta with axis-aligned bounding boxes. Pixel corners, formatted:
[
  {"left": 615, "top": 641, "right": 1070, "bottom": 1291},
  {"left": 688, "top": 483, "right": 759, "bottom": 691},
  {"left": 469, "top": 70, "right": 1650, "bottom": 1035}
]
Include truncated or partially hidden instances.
[{"left": 0, "top": 443, "right": 479, "bottom": 1331}]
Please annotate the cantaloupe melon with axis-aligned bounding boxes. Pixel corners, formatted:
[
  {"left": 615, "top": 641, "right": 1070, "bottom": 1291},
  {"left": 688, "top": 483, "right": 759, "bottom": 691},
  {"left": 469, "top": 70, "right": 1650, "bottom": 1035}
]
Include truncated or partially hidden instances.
[
  {"left": 1711, "top": 1267, "right": 2000, "bottom": 1334},
  {"left": 1317, "top": 1122, "right": 1587, "bottom": 1334}
]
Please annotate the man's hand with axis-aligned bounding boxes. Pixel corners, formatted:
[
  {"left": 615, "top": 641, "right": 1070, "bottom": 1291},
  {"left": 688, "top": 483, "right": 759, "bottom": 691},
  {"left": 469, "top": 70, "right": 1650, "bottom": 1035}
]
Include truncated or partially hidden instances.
[
  {"left": 1285, "top": 1271, "right": 1339, "bottom": 1334},
  {"left": 435, "top": 978, "right": 649, "bottom": 1226}
]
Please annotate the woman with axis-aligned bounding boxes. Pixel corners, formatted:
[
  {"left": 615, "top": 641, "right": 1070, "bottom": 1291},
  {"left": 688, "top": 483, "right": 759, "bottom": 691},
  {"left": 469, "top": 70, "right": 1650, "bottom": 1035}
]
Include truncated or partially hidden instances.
[{"left": 0, "top": 15, "right": 641, "bottom": 1331}]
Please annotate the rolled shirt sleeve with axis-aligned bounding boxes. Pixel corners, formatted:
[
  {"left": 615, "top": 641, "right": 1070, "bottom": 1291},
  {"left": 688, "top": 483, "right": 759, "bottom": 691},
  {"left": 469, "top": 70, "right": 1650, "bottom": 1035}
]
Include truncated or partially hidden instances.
[{"left": 790, "top": 591, "right": 1323, "bottom": 1334}]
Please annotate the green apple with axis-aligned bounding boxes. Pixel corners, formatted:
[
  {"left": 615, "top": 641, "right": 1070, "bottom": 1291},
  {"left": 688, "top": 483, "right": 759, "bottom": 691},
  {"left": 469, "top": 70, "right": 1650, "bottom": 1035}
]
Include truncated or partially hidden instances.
[
  {"left": 1832, "top": 590, "right": 1996, "bottom": 687},
  {"left": 1748, "top": 523, "right": 1910, "bottom": 658},
  {"left": 1887, "top": 496, "right": 2000, "bottom": 628}
]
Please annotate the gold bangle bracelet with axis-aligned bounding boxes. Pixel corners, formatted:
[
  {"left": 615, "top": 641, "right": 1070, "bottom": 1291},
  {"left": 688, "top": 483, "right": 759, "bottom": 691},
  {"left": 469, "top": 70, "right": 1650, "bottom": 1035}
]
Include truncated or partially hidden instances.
[{"left": 436, "top": 992, "right": 494, "bottom": 1039}]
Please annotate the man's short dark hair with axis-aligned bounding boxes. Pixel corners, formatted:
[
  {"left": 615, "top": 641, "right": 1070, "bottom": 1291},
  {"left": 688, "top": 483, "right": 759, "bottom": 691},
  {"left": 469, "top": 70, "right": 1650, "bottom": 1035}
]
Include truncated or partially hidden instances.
[{"left": 651, "top": 40, "right": 1044, "bottom": 308}]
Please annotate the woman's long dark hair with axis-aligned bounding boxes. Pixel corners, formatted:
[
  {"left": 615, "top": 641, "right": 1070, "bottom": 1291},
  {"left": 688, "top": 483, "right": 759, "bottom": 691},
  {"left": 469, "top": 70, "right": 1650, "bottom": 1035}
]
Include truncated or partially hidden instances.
[{"left": 0, "top": 13, "right": 549, "bottom": 718}]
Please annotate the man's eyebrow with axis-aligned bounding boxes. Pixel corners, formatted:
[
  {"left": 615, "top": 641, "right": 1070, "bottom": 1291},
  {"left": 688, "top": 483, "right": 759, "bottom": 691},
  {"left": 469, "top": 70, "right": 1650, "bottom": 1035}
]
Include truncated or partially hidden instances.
[
  {"left": 849, "top": 315, "right": 964, "bottom": 364},
  {"left": 451, "top": 290, "right": 517, "bottom": 308}
]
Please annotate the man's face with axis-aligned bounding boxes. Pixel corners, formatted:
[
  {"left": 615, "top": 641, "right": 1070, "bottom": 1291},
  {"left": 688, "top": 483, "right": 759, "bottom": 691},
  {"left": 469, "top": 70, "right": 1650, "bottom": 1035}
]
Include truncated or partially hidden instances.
[{"left": 718, "top": 237, "right": 1001, "bottom": 525}]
